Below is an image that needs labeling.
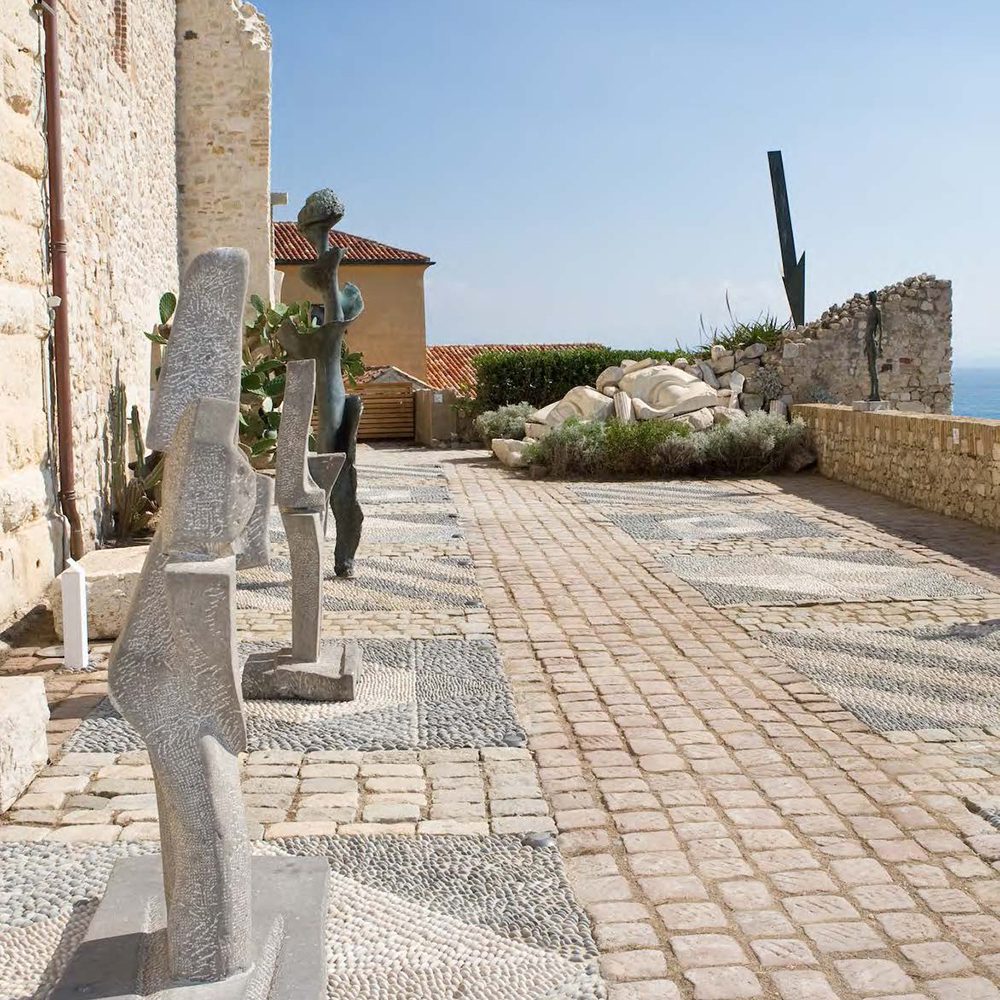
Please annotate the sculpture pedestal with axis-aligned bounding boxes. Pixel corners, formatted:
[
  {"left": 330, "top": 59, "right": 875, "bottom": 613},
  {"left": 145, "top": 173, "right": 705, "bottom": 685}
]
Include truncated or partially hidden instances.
[
  {"left": 52, "top": 855, "right": 328, "bottom": 1000},
  {"left": 243, "top": 640, "right": 358, "bottom": 702}
]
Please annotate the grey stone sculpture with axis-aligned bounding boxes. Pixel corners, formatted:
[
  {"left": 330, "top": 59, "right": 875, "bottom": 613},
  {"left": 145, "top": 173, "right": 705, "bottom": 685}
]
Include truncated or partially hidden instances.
[
  {"left": 278, "top": 188, "right": 365, "bottom": 578},
  {"left": 243, "top": 359, "right": 357, "bottom": 702},
  {"left": 53, "top": 249, "right": 327, "bottom": 1000}
]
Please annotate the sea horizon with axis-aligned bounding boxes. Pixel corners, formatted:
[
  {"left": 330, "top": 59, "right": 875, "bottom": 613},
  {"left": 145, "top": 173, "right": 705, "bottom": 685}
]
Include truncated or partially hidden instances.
[{"left": 952, "top": 366, "right": 1000, "bottom": 419}]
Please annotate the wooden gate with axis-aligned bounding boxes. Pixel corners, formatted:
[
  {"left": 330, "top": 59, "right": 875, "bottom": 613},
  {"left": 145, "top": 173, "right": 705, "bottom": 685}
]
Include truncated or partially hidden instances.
[{"left": 356, "top": 383, "right": 415, "bottom": 441}]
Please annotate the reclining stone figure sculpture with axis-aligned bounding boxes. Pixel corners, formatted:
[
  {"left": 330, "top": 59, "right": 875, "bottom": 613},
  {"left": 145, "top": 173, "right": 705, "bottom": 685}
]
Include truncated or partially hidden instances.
[
  {"left": 52, "top": 248, "right": 327, "bottom": 1000},
  {"left": 243, "top": 358, "right": 359, "bottom": 702}
]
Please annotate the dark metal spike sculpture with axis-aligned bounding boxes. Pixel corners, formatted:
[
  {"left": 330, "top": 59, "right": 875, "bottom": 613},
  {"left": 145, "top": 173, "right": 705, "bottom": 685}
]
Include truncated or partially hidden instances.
[{"left": 767, "top": 150, "right": 806, "bottom": 328}]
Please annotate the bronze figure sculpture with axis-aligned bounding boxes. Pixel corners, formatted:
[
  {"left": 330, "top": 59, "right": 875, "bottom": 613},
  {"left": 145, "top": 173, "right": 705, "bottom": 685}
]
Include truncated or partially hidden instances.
[
  {"left": 279, "top": 189, "right": 365, "bottom": 577},
  {"left": 864, "top": 290, "right": 884, "bottom": 401}
]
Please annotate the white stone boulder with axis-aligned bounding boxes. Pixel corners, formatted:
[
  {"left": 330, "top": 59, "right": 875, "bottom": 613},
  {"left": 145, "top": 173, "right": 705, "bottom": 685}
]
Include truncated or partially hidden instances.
[
  {"left": 0, "top": 677, "right": 48, "bottom": 811},
  {"left": 530, "top": 401, "right": 559, "bottom": 424},
  {"left": 713, "top": 406, "right": 747, "bottom": 425},
  {"left": 601, "top": 385, "right": 617, "bottom": 397},
  {"left": 492, "top": 438, "right": 531, "bottom": 468},
  {"left": 523, "top": 422, "right": 550, "bottom": 440},
  {"left": 596, "top": 366, "right": 624, "bottom": 394},
  {"left": 621, "top": 358, "right": 655, "bottom": 374},
  {"left": 544, "top": 386, "right": 614, "bottom": 427},
  {"left": 613, "top": 390, "right": 634, "bottom": 423},
  {"left": 51, "top": 545, "right": 149, "bottom": 641},
  {"left": 619, "top": 364, "right": 718, "bottom": 417},
  {"left": 673, "top": 407, "right": 714, "bottom": 431}
]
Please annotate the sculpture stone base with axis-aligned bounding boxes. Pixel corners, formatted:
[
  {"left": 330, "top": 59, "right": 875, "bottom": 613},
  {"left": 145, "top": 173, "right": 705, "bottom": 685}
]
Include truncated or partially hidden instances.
[
  {"left": 242, "top": 640, "right": 359, "bottom": 702},
  {"left": 52, "top": 855, "right": 328, "bottom": 1000}
]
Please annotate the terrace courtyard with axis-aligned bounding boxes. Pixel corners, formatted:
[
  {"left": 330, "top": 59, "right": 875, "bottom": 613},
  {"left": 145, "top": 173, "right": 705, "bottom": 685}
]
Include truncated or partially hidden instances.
[{"left": 2, "top": 446, "right": 999, "bottom": 999}]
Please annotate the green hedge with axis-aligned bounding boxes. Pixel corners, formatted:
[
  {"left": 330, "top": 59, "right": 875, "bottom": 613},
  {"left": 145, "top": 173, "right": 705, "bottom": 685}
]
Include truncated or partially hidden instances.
[{"left": 471, "top": 347, "right": 689, "bottom": 412}]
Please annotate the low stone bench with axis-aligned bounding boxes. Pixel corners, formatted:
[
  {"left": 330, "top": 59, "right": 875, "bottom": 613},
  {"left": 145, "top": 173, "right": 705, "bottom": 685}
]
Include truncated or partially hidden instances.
[
  {"left": 50, "top": 546, "right": 147, "bottom": 641},
  {"left": 0, "top": 677, "right": 49, "bottom": 812}
]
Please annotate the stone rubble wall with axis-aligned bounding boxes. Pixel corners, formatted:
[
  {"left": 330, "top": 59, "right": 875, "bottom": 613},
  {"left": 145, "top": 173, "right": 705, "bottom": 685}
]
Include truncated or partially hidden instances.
[
  {"left": 793, "top": 404, "right": 1000, "bottom": 531},
  {"left": 176, "top": 0, "right": 273, "bottom": 306},
  {"left": 0, "top": 0, "right": 178, "bottom": 626},
  {"left": 778, "top": 275, "right": 952, "bottom": 413}
]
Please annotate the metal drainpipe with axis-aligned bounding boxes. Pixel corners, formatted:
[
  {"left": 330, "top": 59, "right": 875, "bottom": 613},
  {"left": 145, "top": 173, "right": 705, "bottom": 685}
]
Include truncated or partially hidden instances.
[{"left": 40, "top": 0, "right": 84, "bottom": 560}]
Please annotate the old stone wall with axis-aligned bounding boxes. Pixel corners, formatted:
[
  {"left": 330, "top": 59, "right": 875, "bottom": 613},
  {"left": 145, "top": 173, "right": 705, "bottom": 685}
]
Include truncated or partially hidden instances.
[
  {"left": 0, "top": 0, "right": 58, "bottom": 626},
  {"left": 176, "top": 0, "right": 273, "bottom": 306},
  {"left": 0, "top": 0, "right": 178, "bottom": 626},
  {"left": 778, "top": 275, "right": 952, "bottom": 413},
  {"left": 793, "top": 404, "right": 1000, "bottom": 531},
  {"left": 59, "top": 0, "right": 179, "bottom": 545}
]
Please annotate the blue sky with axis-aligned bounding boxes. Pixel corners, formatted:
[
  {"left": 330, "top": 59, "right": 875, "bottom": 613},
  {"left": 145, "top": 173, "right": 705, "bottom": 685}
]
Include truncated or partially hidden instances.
[{"left": 257, "top": 0, "right": 1000, "bottom": 363}]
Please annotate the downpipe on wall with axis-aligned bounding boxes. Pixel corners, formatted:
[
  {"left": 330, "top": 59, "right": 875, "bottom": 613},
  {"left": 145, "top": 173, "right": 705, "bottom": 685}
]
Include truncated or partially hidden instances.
[{"left": 37, "top": 0, "right": 84, "bottom": 560}]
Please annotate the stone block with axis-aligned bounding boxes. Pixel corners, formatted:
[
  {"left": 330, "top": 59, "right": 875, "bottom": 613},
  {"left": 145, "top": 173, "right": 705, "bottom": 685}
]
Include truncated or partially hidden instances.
[
  {"left": 51, "top": 545, "right": 148, "bottom": 640},
  {"left": 524, "top": 422, "right": 550, "bottom": 440},
  {"left": 493, "top": 438, "right": 530, "bottom": 468},
  {"left": 740, "top": 394, "right": 764, "bottom": 413},
  {"left": 0, "top": 677, "right": 49, "bottom": 812}
]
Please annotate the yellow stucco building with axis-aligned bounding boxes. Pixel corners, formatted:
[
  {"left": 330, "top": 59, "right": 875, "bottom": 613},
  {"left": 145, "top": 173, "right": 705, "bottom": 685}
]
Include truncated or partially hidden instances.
[{"left": 273, "top": 223, "right": 433, "bottom": 381}]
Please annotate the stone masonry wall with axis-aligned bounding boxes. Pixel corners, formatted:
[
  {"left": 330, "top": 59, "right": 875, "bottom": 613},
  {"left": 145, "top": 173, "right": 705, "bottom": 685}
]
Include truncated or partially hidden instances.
[
  {"left": 176, "top": 0, "right": 273, "bottom": 306},
  {"left": 778, "top": 275, "right": 952, "bottom": 413},
  {"left": 793, "top": 404, "right": 1000, "bottom": 531},
  {"left": 59, "top": 0, "right": 179, "bottom": 546},
  {"left": 0, "top": 1, "right": 59, "bottom": 626},
  {"left": 0, "top": 0, "right": 178, "bottom": 626}
]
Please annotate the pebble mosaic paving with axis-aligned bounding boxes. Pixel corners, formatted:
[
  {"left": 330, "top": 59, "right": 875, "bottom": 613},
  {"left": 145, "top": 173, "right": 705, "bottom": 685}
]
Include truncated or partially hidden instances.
[
  {"left": 61, "top": 637, "right": 524, "bottom": 754},
  {"left": 758, "top": 620, "right": 1000, "bottom": 732},
  {"left": 570, "top": 481, "right": 750, "bottom": 507},
  {"left": 0, "top": 836, "right": 602, "bottom": 1000},
  {"left": 237, "top": 553, "right": 483, "bottom": 614},
  {"left": 664, "top": 548, "right": 990, "bottom": 606},
  {"left": 602, "top": 508, "right": 832, "bottom": 542}
]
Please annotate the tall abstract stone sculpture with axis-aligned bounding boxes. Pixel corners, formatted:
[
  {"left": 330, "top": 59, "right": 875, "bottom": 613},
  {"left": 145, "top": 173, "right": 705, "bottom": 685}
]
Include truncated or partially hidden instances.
[
  {"left": 53, "top": 249, "right": 327, "bottom": 1000},
  {"left": 278, "top": 188, "right": 365, "bottom": 578},
  {"left": 243, "top": 359, "right": 358, "bottom": 702}
]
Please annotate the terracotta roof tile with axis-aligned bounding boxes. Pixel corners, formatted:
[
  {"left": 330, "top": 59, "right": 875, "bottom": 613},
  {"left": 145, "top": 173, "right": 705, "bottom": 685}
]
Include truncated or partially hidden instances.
[
  {"left": 273, "top": 222, "right": 432, "bottom": 265},
  {"left": 426, "top": 343, "right": 600, "bottom": 395}
]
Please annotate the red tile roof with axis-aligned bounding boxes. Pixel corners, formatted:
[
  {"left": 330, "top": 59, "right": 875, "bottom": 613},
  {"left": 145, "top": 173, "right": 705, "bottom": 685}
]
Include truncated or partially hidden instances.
[
  {"left": 426, "top": 343, "right": 601, "bottom": 395},
  {"left": 273, "top": 222, "right": 432, "bottom": 265}
]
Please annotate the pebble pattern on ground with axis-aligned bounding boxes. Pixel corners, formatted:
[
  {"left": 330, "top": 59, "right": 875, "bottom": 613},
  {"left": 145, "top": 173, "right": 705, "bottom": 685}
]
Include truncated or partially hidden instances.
[
  {"left": 665, "top": 548, "right": 990, "bottom": 606},
  {"left": 570, "top": 481, "right": 751, "bottom": 507},
  {"left": 0, "top": 837, "right": 602, "bottom": 1000},
  {"left": 61, "top": 637, "right": 524, "bottom": 754},
  {"left": 603, "top": 508, "right": 832, "bottom": 542},
  {"left": 759, "top": 620, "right": 1000, "bottom": 732},
  {"left": 237, "top": 554, "right": 483, "bottom": 614}
]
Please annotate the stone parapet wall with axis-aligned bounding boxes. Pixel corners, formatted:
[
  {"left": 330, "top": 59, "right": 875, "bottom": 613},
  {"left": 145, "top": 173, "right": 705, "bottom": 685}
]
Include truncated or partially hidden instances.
[
  {"left": 778, "top": 276, "right": 952, "bottom": 413},
  {"left": 176, "top": 0, "right": 273, "bottom": 305},
  {"left": 793, "top": 404, "right": 1000, "bottom": 531}
]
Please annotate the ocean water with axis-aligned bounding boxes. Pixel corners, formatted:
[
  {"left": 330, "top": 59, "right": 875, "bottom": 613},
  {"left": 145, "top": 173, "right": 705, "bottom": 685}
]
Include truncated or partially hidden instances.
[{"left": 953, "top": 368, "right": 1000, "bottom": 419}]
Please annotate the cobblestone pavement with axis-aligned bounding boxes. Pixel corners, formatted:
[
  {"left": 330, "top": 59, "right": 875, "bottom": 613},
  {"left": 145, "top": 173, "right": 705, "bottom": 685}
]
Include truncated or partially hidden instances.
[{"left": 2, "top": 445, "right": 1000, "bottom": 999}]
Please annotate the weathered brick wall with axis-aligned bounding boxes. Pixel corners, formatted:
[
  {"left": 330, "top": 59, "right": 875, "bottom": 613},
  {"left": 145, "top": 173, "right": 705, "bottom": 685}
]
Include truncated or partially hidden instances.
[
  {"left": 0, "top": 0, "right": 178, "bottom": 625},
  {"left": 176, "top": 0, "right": 272, "bottom": 305},
  {"left": 778, "top": 276, "right": 952, "bottom": 413},
  {"left": 0, "top": 1, "right": 58, "bottom": 625},
  {"left": 793, "top": 404, "right": 1000, "bottom": 531}
]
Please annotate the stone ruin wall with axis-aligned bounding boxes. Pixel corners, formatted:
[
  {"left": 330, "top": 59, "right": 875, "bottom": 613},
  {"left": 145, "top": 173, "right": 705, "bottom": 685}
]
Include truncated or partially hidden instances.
[
  {"left": 0, "top": 0, "right": 178, "bottom": 626},
  {"left": 777, "top": 275, "right": 952, "bottom": 413},
  {"left": 176, "top": 0, "right": 273, "bottom": 306}
]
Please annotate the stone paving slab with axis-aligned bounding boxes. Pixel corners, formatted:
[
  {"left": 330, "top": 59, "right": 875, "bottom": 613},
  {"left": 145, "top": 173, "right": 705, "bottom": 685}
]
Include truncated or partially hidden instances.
[{"left": 0, "top": 836, "right": 602, "bottom": 1000}]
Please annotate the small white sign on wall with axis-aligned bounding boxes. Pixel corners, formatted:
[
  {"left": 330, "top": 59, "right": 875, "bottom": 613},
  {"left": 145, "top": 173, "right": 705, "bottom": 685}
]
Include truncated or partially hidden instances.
[{"left": 434, "top": 392, "right": 443, "bottom": 403}]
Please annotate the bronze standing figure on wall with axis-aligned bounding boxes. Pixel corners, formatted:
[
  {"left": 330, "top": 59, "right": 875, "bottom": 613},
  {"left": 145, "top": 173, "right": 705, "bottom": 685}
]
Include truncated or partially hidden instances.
[{"left": 864, "top": 290, "right": 884, "bottom": 401}]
